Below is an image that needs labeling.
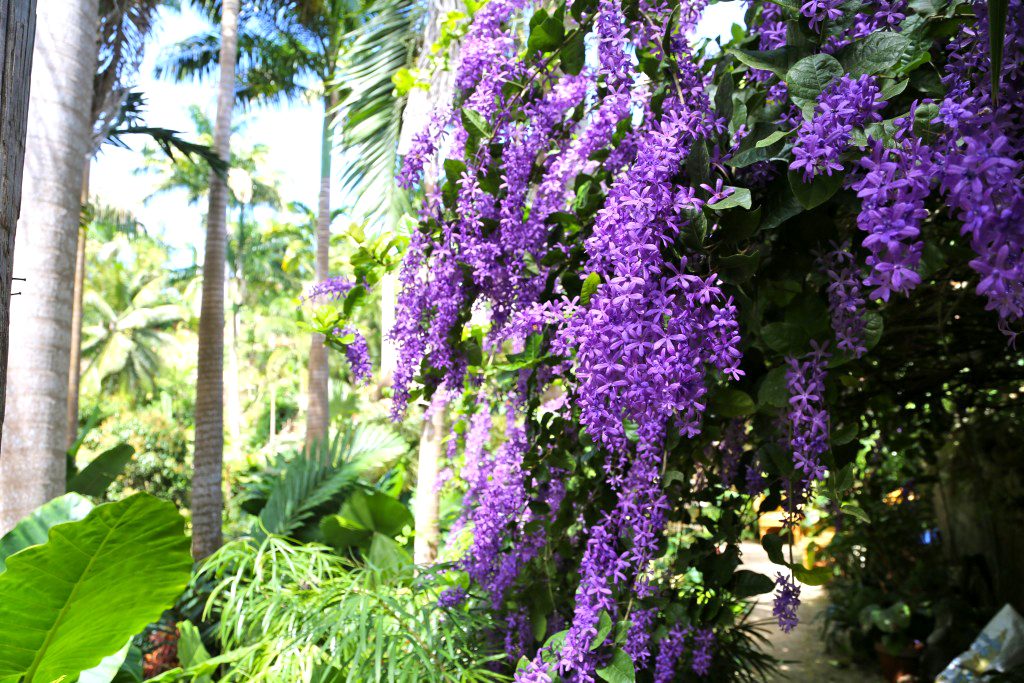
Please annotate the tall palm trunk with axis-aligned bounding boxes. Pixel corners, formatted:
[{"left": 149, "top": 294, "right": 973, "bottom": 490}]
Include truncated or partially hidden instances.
[
  {"left": 192, "top": 0, "right": 239, "bottom": 560},
  {"left": 66, "top": 160, "right": 90, "bottom": 448},
  {"left": 0, "top": 0, "right": 37, "bottom": 451},
  {"left": 225, "top": 257, "right": 242, "bottom": 461},
  {"left": 304, "top": 94, "right": 337, "bottom": 449},
  {"left": 0, "top": 0, "right": 99, "bottom": 533}
]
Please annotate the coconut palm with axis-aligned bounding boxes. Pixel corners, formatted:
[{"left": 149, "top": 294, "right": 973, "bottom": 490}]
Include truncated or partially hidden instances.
[
  {"left": 81, "top": 267, "right": 186, "bottom": 397},
  {"left": 160, "top": 0, "right": 420, "bottom": 448},
  {"left": 191, "top": 0, "right": 240, "bottom": 560},
  {"left": 0, "top": 0, "right": 100, "bottom": 533}
]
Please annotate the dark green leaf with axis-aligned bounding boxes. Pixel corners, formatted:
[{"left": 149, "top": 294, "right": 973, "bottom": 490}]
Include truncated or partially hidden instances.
[
  {"left": 727, "top": 47, "right": 801, "bottom": 78},
  {"left": 785, "top": 54, "right": 843, "bottom": 109},
  {"left": 590, "top": 611, "right": 613, "bottom": 650},
  {"left": 761, "top": 321, "right": 811, "bottom": 354},
  {"left": 67, "top": 444, "right": 134, "bottom": 497},
  {"left": 561, "top": 29, "right": 586, "bottom": 75},
  {"left": 730, "top": 570, "right": 776, "bottom": 598},
  {"left": 708, "top": 187, "right": 752, "bottom": 210},
  {"left": 710, "top": 389, "right": 756, "bottom": 418},
  {"left": 835, "top": 32, "right": 911, "bottom": 76},
  {"left": 758, "top": 367, "right": 789, "bottom": 409},
  {"left": 762, "top": 532, "right": 788, "bottom": 566},
  {"left": 596, "top": 649, "right": 635, "bottom": 683},
  {"left": 788, "top": 169, "right": 845, "bottom": 209},
  {"left": 989, "top": 0, "right": 1008, "bottom": 102},
  {"left": 755, "top": 129, "right": 794, "bottom": 148}
]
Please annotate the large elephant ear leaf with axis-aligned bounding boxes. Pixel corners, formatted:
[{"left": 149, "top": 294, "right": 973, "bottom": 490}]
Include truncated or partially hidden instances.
[
  {"left": 0, "top": 493, "right": 192, "bottom": 683},
  {"left": 0, "top": 492, "right": 94, "bottom": 572},
  {"left": 67, "top": 443, "right": 135, "bottom": 497}
]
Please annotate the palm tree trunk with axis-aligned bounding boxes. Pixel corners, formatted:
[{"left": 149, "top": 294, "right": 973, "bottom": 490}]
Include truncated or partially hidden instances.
[
  {"left": 304, "top": 95, "right": 336, "bottom": 449},
  {"left": 0, "top": 0, "right": 37, "bottom": 453},
  {"left": 0, "top": 0, "right": 99, "bottom": 533},
  {"left": 414, "top": 400, "right": 445, "bottom": 564},
  {"left": 225, "top": 266, "right": 242, "bottom": 461},
  {"left": 66, "top": 160, "right": 90, "bottom": 448},
  {"left": 192, "top": 0, "right": 239, "bottom": 560}
]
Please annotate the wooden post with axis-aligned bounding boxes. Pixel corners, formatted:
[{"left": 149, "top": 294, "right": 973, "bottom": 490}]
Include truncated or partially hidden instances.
[{"left": 0, "top": 0, "right": 37, "bottom": 445}]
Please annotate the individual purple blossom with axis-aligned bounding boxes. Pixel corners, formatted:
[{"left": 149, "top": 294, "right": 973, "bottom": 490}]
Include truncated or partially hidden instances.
[
  {"left": 800, "top": 0, "right": 843, "bottom": 31},
  {"left": 818, "top": 243, "right": 869, "bottom": 357},
  {"left": 773, "top": 572, "right": 802, "bottom": 633},
  {"left": 785, "top": 344, "right": 830, "bottom": 482},
  {"left": 790, "top": 75, "right": 886, "bottom": 182}
]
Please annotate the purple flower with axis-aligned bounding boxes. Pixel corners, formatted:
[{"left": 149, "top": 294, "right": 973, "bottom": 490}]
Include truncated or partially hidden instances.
[
  {"left": 818, "top": 243, "right": 869, "bottom": 358},
  {"left": 653, "top": 625, "right": 690, "bottom": 683},
  {"left": 785, "top": 344, "right": 830, "bottom": 482},
  {"left": 773, "top": 572, "right": 802, "bottom": 633},
  {"left": 691, "top": 628, "right": 715, "bottom": 677}
]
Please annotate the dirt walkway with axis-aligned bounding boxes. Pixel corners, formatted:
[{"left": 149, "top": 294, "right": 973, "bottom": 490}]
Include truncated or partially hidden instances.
[{"left": 739, "top": 542, "right": 883, "bottom": 682}]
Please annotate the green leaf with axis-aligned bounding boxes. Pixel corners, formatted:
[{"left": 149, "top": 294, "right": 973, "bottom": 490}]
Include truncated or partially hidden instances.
[
  {"left": 590, "top": 611, "right": 614, "bottom": 650},
  {"left": 792, "top": 564, "right": 832, "bottom": 586},
  {"left": 343, "top": 284, "right": 367, "bottom": 317},
  {"left": 708, "top": 187, "right": 752, "bottom": 210},
  {"left": 880, "top": 78, "right": 909, "bottom": 100},
  {"left": 460, "top": 108, "right": 492, "bottom": 139},
  {"left": 67, "top": 444, "right": 134, "bottom": 497},
  {"left": 596, "top": 649, "right": 635, "bottom": 683},
  {"left": 322, "top": 489, "right": 413, "bottom": 552},
  {"left": 0, "top": 494, "right": 191, "bottom": 683},
  {"left": 528, "top": 7, "right": 565, "bottom": 53},
  {"left": 176, "top": 622, "right": 212, "bottom": 682},
  {"left": 709, "top": 389, "right": 756, "bottom": 418},
  {"left": 755, "top": 129, "right": 795, "bottom": 148},
  {"left": 762, "top": 532, "right": 788, "bottom": 566},
  {"left": 785, "top": 53, "right": 843, "bottom": 109},
  {"left": 841, "top": 502, "right": 871, "bottom": 525},
  {"left": 730, "top": 570, "right": 776, "bottom": 598},
  {"left": 0, "top": 493, "right": 93, "bottom": 572},
  {"left": 788, "top": 169, "right": 845, "bottom": 209},
  {"left": 580, "top": 272, "right": 602, "bottom": 305},
  {"left": 989, "top": 0, "right": 1008, "bottom": 103},
  {"left": 77, "top": 641, "right": 131, "bottom": 683},
  {"left": 561, "top": 29, "right": 586, "bottom": 75},
  {"left": 726, "top": 47, "right": 800, "bottom": 78},
  {"left": 758, "top": 367, "right": 790, "bottom": 409},
  {"left": 835, "top": 31, "right": 911, "bottom": 76},
  {"left": 761, "top": 321, "right": 811, "bottom": 355}
]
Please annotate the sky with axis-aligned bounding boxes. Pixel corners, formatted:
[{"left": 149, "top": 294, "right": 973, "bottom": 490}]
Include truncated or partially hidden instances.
[{"left": 90, "top": 2, "right": 747, "bottom": 268}]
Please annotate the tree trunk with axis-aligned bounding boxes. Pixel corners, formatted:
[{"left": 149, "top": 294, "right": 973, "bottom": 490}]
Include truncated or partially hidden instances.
[
  {"left": 0, "top": 0, "right": 36, "bottom": 454},
  {"left": 304, "top": 96, "right": 336, "bottom": 450},
  {"left": 66, "top": 160, "right": 90, "bottom": 449},
  {"left": 0, "top": 0, "right": 98, "bottom": 533},
  {"left": 192, "top": 0, "right": 238, "bottom": 560},
  {"left": 414, "top": 399, "right": 445, "bottom": 564},
  {"left": 225, "top": 264, "right": 242, "bottom": 461},
  {"left": 402, "top": 0, "right": 460, "bottom": 563}
]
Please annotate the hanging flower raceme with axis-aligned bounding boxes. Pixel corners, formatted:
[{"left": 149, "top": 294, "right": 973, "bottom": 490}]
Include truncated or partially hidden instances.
[
  {"left": 785, "top": 343, "right": 830, "bottom": 482},
  {"left": 819, "top": 242, "right": 869, "bottom": 357},
  {"left": 773, "top": 572, "right": 802, "bottom": 632}
]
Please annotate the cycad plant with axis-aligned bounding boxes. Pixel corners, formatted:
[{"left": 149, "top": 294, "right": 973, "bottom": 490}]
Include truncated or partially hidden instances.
[{"left": 160, "top": 0, "right": 421, "bottom": 447}]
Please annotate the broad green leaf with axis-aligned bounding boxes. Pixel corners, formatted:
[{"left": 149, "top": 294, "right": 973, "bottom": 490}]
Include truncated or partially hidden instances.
[
  {"left": 788, "top": 169, "right": 845, "bottom": 209},
  {"left": 580, "top": 272, "right": 602, "bottom": 305},
  {"left": 175, "top": 621, "right": 213, "bottom": 683},
  {"left": 0, "top": 494, "right": 191, "bottom": 683},
  {"left": 77, "top": 641, "right": 131, "bottom": 683},
  {"left": 841, "top": 502, "right": 872, "bottom": 525},
  {"left": 785, "top": 54, "right": 843, "bottom": 109},
  {"left": 596, "top": 649, "right": 635, "bottom": 683},
  {"left": 0, "top": 493, "right": 93, "bottom": 572},
  {"left": 528, "top": 7, "right": 565, "bottom": 53},
  {"left": 67, "top": 444, "right": 134, "bottom": 497},
  {"left": 708, "top": 187, "right": 752, "bottom": 210},
  {"left": 835, "top": 31, "right": 911, "bottom": 76},
  {"left": 730, "top": 570, "right": 776, "bottom": 598},
  {"left": 709, "top": 389, "right": 756, "bottom": 418},
  {"left": 460, "top": 108, "right": 492, "bottom": 139},
  {"left": 762, "top": 532, "right": 788, "bottom": 566}
]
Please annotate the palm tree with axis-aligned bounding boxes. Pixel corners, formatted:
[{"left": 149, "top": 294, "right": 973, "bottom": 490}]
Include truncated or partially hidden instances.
[
  {"left": 191, "top": 0, "right": 240, "bottom": 560},
  {"left": 160, "top": 0, "right": 420, "bottom": 448},
  {"left": 0, "top": 0, "right": 100, "bottom": 533},
  {"left": 0, "top": 0, "right": 37, "bottom": 448},
  {"left": 81, "top": 267, "right": 186, "bottom": 397}
]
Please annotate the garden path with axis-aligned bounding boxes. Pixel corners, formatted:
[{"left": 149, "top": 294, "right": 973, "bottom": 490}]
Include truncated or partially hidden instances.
[{"left": 739, "top": 542, "right": 884, "bottom": 683}]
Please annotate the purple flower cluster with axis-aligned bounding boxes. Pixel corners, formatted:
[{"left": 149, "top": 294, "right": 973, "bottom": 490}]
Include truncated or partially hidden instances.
[
  {"left": 653, "top": 625, "right": 690, "bottom": 683},
  {"left": 718, "top": 419, "right": 746, "bottom": 487},
  {"left": 773, "top": 572, "right": 802, "bottom": 633},
  {"left": 304, "top": 276, "right": 355, "bottom": 303},
  {"left": 935, "top": 0, "right": 1024, "bottom": 335},
  {"left": 785, "top": 344, "right": 830, "bottom": 482},
  {"left": 332, "top": 326, "right": 372, "bottom": 384},
  {"left": 624, "top": 608, "right": 658, "bottom": 668},
  {"left": 397, "top": 105, "right": 451, "bottom": 190},
  {"left": 691, "top": 628, "right": 715, "bottom": 677},
  {"left": 799, "top": 0, "right": 843, "bottom": 31},
  {"left": 790, "top": 75, "right": 886, "bottom": 182},
  {"left": 848, "top": 108, "right": 934, "bottom": 302},
  {"left": 818, "top": 243, "right": 869, "bottom": 357}
]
